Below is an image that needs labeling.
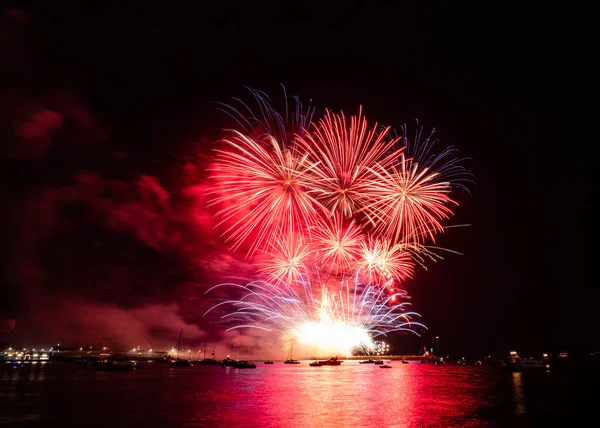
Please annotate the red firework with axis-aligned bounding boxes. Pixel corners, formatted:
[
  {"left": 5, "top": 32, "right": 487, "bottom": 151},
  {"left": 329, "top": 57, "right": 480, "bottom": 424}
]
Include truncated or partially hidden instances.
[
  {"left": 364, "top": 152, "right": 457, "bottom": 244},
  {"left": 258, "top": 232, "right": 312, "bottom": 286},
  {"left": 359, "top": 237, "right": 415, "bottom": 285},
  {"left": 310, "top": 213, "right": 364, "bottom": 276},
  {"left": 208, "top": 92, "right": 468, "bottom": 298},
  {"left": 208, "top": 130, "right": 324, "bottom": 256},
  {"left": 296, "top": 108, "right": 403, "bottom": 218}
]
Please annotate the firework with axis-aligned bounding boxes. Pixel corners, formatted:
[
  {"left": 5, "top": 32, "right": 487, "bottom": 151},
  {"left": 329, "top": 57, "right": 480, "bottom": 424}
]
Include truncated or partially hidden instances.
[
  {"left": 205, "top": 271, "right": 426, "bottom": 357},
  {"left": 216, "top": 85, "right": 316, "bottom": 146},
  {"left": 364, "top": 152, "right": 457, "bottom": 244},
  {"left": 297, "top": 108, "right": 403, "bottom": 218},
  {"left": 359, "top": 237, "right": 415, "bottom": 285},
  {"left": 205, "top": 87, "right": 470, "bottom": 356},
  {"left": 208, "top": 131, "right": 323, "bottom": 256},
  {"left": 258, "top": 232, "right": 311, "bottom": 285},
  {"left": 311, "top": 213, "right": 364, "bottom": 276}
]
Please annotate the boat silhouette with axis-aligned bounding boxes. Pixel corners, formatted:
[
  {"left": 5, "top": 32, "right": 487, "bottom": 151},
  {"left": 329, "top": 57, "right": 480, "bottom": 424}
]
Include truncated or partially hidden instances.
[
  {"left": 233, "top": 360, "right": 257, "bottom": 369},
  {"left": 284, "top": 342, "right": 300, "bottom": 364},
  {"left": 170, "top": 329, "right": 192, "bottom": 367},
  {"left": 197, "top": 343, "right": 218, "bottom": 365},
  {"left": 309, "top": 357, "right": 342, "bottom": 366}
]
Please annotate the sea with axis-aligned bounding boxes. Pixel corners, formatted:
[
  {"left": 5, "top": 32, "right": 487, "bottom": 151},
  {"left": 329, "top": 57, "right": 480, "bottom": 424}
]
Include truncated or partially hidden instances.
[{"left": 0, "top": 359, "right": 594, "bottom": 427}]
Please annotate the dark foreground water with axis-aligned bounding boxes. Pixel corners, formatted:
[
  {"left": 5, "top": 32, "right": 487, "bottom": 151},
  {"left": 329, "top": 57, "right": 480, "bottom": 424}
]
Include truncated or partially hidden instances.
[{"left": 0, "top": 360, "right": 594, "bottom": 427}]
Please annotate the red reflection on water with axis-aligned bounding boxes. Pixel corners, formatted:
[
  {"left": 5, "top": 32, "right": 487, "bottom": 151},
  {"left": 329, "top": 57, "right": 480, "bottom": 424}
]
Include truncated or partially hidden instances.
[
  {"left": 1, "top": 360, "right": 504, "bottom": 427},
  {"left": 215, "top": 361, "right": 491, "bottom": 428}
]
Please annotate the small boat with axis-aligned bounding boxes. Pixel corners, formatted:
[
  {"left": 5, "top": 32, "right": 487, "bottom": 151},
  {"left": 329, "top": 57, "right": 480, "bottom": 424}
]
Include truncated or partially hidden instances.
[
  {"left": 284, "top": 343, "right": 301, "bottom": 364},
  {"left": 196, "top": 358, "right": 218, "bottom": 365},
  {"left": 359, "top": 359, "right": 376, "bottom": 364},
  {"left": 170, "top": 359, "right": 193, "bottom": 367},
  {"left": 170, "top": 330, "right": 193, "bottom": 367},
  {"left": 374, "top": 360, "right": 384, "bottom": 365},
  {"left": 380, "top": 364, "right": 392, "bottom": 368},
  {"left": 95, "top": 360, "right": 136, "bottom": 371},
  {"left": 233, "top": 360, "right": 256, "bottom": 369},
  {"left": 310, "top": 357, "right": 342, "bottom": 366},
  {"left": 264, "top": 360, "right": 274, "bottom": 364},
  {"left": 320, "top": 357, "right": 342, "bottom": 365},
  {"left": 221, "top": 357, "right": 236, "bottom": 367},
  {"left": 197, "top": 344, "right": 219, "bottom": 365},
  {"left": 401, "top": 360, "right": 409, "bottom": 364},
  {"left": 500, "top": 359, "right": 546, "bottom": 372}
]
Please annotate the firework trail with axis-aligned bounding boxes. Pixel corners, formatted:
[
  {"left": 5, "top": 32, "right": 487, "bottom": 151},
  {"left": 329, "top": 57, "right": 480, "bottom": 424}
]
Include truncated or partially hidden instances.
[
  {"left": 215, "top": 85, "right": 316, "bottom": 146},
  {"left": 204, "top": 87, "right": 470, "bottom": 356}
]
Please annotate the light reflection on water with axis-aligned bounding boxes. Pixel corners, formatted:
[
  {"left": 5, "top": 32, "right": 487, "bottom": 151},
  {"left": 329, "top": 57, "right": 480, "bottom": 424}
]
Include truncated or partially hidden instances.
[
  {"left": 0, "top": 360, "right": 592, "bottom": 427},
  {"left": 511, "top": 372, "right": 526, "bottom": 416}
]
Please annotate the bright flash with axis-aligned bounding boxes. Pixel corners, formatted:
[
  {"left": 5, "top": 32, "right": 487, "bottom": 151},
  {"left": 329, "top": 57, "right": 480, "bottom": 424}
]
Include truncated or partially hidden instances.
[{"left": 293, "top": 320, "right": 375, "bottom": 356}]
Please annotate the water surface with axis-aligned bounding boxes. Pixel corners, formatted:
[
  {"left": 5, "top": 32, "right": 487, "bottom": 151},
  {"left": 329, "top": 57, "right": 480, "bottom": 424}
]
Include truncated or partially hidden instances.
[{"left": 0, "top": 360, "right": 592, "bottom": 427}]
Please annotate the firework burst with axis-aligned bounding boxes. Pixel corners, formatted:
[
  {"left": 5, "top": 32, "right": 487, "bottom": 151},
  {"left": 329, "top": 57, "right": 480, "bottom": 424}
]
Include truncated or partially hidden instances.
[
  {"left": 205, "top": 270, "right": 426, "bottom": 357},
  {"left": 258, "top": 232, "right": 311, "bottom": 285},
  {"left": 297, "top": 108, "right": 403, "bottom": 218},
  {"left": 360, "top": 237, "right": 415, "bottom": 285},
  {"left": 204, "top": 87, "right": 470, "bottom": 356},
  {"left": 311, "top": 213, "right": 364, "bottom": 276},
  {"left": 364, "top": 152, "right": 457, "bottom": 244},
  {"left": 208, "top": 131, "right": 323, "bottom": 256}
]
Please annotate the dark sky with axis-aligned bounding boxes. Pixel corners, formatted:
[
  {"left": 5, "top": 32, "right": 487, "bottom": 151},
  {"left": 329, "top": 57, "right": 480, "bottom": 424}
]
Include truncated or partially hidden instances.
[{"left": 1, "top": 2, "right": 595, "bottom": 356}]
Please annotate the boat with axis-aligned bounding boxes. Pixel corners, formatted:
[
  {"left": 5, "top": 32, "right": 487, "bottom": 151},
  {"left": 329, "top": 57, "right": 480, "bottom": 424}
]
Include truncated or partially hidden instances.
[
  {"left": 310, "top": 357, "right": 342, "bottom": 366},
  {"left": 95, "top": 360, "right": 136, "bottom": 371},
  {"left": 359, "top": 358, "right": 375, "bottom": 364},
  {"left": 320, "top": 357, "right": 342, "bottom": 365},
  {"left": 170, "top": 329, "right": 193, "bottom": 367},
  {"left": 500, "top": 358, "right": 546, "bottom": 372},
  {"left": 232, "top": 360, "right": 256, "bottom": 369},
  {"left": 500, "top": 351, "right": 546, "bottom": 372},
  {"left": 374, "top": 360, "right": 384, "bottom": 365},
  {"left": 196, "top": 344, "right": 219, "bottom": 365},
  {"left": 380, "top": 364, "right": 392, "bottom": 368},
  {"left": 401, "top": 360, "right": 409, "bottom": 364},
  {"left": 220, "top": 357, "right": 236, "bottom": 367},
  {"left": 284, "top": 343, "right": 300, "bottom": 364},
  {"left": 170, "top": 359, "right": 193, "bottom": 367},
  {"left": 264, "top": 360, "right": 274, "bottom": 364}
]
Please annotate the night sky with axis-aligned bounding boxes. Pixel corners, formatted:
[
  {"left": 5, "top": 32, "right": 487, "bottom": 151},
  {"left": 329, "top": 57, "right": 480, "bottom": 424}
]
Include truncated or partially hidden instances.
[{"left": 1, "top": 2, "right": 595, "bottom": 357}]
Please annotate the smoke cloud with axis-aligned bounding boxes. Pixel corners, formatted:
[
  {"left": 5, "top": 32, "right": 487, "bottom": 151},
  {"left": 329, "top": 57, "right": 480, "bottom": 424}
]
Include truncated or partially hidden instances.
[{"left": 0, "top": 9, "right": 255, "bottom": 351}]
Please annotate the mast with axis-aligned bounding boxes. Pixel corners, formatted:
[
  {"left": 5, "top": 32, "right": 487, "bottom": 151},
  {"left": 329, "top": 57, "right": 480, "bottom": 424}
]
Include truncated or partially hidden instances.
[
  {"left": 203, "top": 342, "right": 207, "bottom": 359},
  {"left": 176, "top": 329, "right": 182, "bottom": 360}
]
